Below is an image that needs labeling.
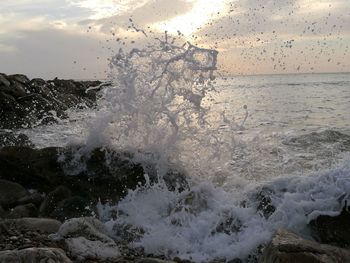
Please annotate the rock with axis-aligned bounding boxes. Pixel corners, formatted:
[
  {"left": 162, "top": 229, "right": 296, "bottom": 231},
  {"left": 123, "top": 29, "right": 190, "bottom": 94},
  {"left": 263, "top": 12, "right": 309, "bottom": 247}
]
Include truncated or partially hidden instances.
[
  {"left": 309, "top": 205, "right": 350, "bottom": 247},
  {"left": 49, "top": 196, "right": 93, "bottom": 221},
  {"left": 40, "top": 186, "right": 72, "bottom": 217},
  {"left": 136, "top": 259, "right": 177, "bottom": 263},
  {"left": 0, "top": 146, "right": 188, "bottom": 212},
  {"left": 255, "top": 187, "right": 276, "bottom": 219},
  {"left": 55, "top": 217, "right": 120, "bottom": 260},
  {"left": 7, "top": 81, "right": 28, "bottom": 98},
  {"left": 0, "top": 205, "right": 5, "bottom": 218},
  {"left": 0, "top": 247, "right": 72, "bottom": 263},
  {"left": 17, "top": 192, "right": 44, "bottom": 207},
  {"left": 1, "top": 218, "right": 62, "bottom": 234},
  {"left": 0, "top": 73, "right": 103, "bottom": 129},
  {"left": 0, "top": 73, "right": 10, "bottom": 87},
  {"left": 0, "top": 179, "right": 28, "bottom": 208},
  {"left": 8, "top": 203, "right": 38, "bottom": 219},
  {"left": 0, "top": 132, "right": 33, "bottom": 147},
  {"left": 260, "top": 229, "right": 350, "bottom": 263},
  {"left": 0, "top": 146, "right": 65, "bottom": 192},
  {"left": 8, "top": 74, "right": 30, "bottom": 85},
  {"left": 65, "top": 237, "right": 120, "bottom": 261}
]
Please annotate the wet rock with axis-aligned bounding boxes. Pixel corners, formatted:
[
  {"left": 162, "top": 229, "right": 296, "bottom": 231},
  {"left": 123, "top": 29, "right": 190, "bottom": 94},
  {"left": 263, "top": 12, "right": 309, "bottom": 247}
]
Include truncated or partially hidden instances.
[
  {"left": 136, "top": 259, "right": 177, "bottom": 263},
  {"left": 8, "top": 203, "right": 38, "bottom": 219},
  {"left": 0, "top": 205, "right": 6, "bottom": 218},
  {"left": 309, "top": 204, "right": 350, "bottom": 248},
  {"left": 0, "top": 145, "right": 188, "bottom": 212},
  {"left": 55, "top": 217, "right": 120, "bottom": 260},
  {"left": 0, "top": 179, "right": 28, "bottom": 208},
  {"left": 1, "top": 218, "right": 62, "bottom": 234},
  {"left": 8, "top": 74, "right": 30, "bottom": 85},
  {"left": 0, "top": 247, "right": 72, "bottom": 263},
  {"left": 255, "top": 187, "right": 276, "bottom": 219},
  {"left": 17, "top": 192, "right": 44, "bottom": 207},
  {"left": 7, "top": 80, "right": 28, "bottom": 98},
  {"left": 49, "top": 196, "right": 93, "bottom": 221},
  {"left": 40, "top": 186, "right": 72, "bottom": 217},
  {"left": 0, "top": 73, "right": 11, "bottom": 87},
  {"left": 0, "top": 131, "right": 33, "bottom": 147},
  {"left": 0, "top": 72, "right": 103, "bottom": 129},
  {"left": 260, "top": 229, "right": 350, "bottom": 263}
]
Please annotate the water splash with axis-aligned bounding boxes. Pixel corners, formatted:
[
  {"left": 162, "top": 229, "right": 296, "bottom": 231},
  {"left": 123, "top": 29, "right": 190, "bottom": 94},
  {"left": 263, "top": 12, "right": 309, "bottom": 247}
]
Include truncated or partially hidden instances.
[{"left": 86, "top": 36, "right": 232, "bottom": 175}]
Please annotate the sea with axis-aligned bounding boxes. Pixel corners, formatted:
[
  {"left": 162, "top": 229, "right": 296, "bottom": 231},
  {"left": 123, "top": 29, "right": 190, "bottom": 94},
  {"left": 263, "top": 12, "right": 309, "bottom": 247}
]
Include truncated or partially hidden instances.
[{"left": 15, "top": 43, "right": 350, "bottom": 262}]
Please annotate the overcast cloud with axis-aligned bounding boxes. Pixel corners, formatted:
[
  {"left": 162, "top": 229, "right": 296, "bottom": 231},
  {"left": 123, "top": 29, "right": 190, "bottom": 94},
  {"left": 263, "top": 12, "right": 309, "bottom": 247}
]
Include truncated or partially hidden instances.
[{"left": 0, "top": 0, "right": 349, "bottom": 79}]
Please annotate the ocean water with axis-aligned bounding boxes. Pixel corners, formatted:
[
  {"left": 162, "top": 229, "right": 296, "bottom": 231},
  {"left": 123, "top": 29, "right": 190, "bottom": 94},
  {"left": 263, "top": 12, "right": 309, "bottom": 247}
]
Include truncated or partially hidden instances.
[{"left": 16, "top": 43, "right": 350, "bottom": 262}]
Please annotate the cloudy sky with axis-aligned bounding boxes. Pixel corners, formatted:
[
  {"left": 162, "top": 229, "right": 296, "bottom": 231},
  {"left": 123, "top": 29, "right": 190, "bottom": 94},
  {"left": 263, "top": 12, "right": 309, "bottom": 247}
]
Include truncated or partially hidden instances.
[{"left": 0, "top": 0, "right": 349, "bottom": 79}]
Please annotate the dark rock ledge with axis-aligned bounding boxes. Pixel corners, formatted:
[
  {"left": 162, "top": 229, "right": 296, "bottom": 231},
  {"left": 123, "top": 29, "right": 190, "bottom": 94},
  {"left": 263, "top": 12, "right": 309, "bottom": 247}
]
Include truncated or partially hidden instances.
[{"left": 0, "top": 72, "right": 103, "bottom": 129}]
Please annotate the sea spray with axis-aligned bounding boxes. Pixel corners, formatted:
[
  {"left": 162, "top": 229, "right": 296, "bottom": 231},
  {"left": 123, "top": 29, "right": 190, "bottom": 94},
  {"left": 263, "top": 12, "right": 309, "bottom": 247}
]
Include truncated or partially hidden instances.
[
  {"left": 84, "top": 36, "right": 246, "bottom": 178},
  {"left": 100, "top": 156, "right": 350, "bottom": 262}
]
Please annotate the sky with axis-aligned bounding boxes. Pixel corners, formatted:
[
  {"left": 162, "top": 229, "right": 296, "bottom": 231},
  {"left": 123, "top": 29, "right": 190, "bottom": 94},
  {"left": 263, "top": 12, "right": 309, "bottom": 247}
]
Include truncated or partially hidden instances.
[{"left": 0, "top": 0, "right": 349, "bottom": 79}]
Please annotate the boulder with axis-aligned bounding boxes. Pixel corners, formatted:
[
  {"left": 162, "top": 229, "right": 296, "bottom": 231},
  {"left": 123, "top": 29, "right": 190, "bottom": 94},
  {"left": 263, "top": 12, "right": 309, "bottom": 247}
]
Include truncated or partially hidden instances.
[
  {"left": 49, "top": 196, "right": 93, "bottom": 221},
  {"left": 309, "top": 205, "right": 350, "bottom": 247},
  {"left": 0, "top": 132, "right": 33, "bottom": 147},
  {"left": 136, "top": 259, "right": 177, "bottom": 263},
  {"left": 0, "top": 146, "right": 188, "bottom": 209},
  {"left": 17, "top": 192, "right": 44, "bottom": 207},
  {"left": 1, "top": 218, "right": 62, "bottom": 234},
  {"left": 0, "top": 73, "right": 10, "bottom": 87},
  {"left": 0, "top": 247, "right": 72, "bottom": 263},
  {"left": 260, "top": 229, "right": 350, "bottom": 263},
  {"left": 8, "top": 203, "right": 38, "bottom": 219},
  {"left": 7, "top": 81, "right": 28, "bottom": 98},
  {"left": 55, "top": 217, "right": 120, "bottom": 260},
  {"left": 0, "top": 147, "right": 65, "bottom": 192},
  {"left": 0, "top": 180, "right": 28, "bottom": 208},
  {"left": 40, "top": 186, "right": 72, "bottom": 217},
  {"left": 8, "top": 74, "right": 30, "bottom": 85}
]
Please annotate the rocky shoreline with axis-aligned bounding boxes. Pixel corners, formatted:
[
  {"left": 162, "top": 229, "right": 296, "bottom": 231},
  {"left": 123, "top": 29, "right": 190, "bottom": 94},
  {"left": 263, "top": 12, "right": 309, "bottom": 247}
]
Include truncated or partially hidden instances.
[
  {"left": 0, "top": 144, "right": 349, "bottom": 263},
  {"left": 0, "top": 73, "right": 102, "bottom": 129},
  {"left": 1, "top": 73, "right": 349, "bottom": 262}
]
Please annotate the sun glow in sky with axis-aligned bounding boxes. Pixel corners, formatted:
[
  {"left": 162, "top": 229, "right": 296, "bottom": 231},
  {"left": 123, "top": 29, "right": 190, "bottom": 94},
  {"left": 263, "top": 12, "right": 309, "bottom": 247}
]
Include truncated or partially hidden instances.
[
  {"left": 153, "top": 0, "right": 227, "bottom": 36},
  {"left": 0, "top": 0, "right": 349, "bottom": 79}
]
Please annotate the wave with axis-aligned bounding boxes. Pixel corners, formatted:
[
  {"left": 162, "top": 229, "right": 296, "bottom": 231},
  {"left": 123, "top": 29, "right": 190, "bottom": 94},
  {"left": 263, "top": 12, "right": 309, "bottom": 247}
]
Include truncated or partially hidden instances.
[{"left": 98, "top": 158, "right": 350, "bottom": 262}]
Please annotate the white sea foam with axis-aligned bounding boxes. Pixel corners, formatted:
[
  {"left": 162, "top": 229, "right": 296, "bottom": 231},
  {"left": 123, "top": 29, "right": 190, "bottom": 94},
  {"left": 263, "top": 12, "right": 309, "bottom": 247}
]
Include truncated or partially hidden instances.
[{"left": 100, "top": 157, "right": 350, "bottom": 262}]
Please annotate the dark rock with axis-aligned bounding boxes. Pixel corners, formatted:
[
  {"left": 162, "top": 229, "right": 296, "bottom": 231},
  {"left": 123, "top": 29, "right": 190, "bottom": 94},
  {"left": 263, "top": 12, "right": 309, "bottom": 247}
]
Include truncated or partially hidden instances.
[
  {"left": 0, "top": 147, "right": 65, "bottom": 192},
  {"left": 8, "top": 74, "right": 30, "bottom": 84},
  {"left": 17, "top": 192, "right": 44, "bottom": 207},
  {"left": 0, "top": 131, "right": 33, "bottom": 147},
  {"left": 255, "top": 187, "right": 276, "bottom": 219},
  {"left": 309, "top": 204, "right": 350, "bottom": 248},
  {"left": 0, "top": 247, "right": 72, "bottom": 263},
  {"left": 136, "top": 259, "right": 177, "bottom": 263},
  {"left": 260, "top": 229, "right": 350, "bottom": 263},
  {"left": 0, "top": 146, "right": 188, "bottom": 217},
  {"left": 8, "top": 203, "right": 38, "bottom": 219},
  {"left": 0, "top": 205, "right": 5, "bottom": 218},
  {"left": 0, "top": 179, "right": 28, "bottom": 208},
  {"left": 40, "top": 186, "right": 72, "bottom": 217},
  {"left": 49, "top": 196, "right": 93, "bottom": 221},
  {"left": 0, "top": 73, "right": 104, "bottom": 129},
  {"left": 0, "top": 73, "right": 10, "bottom": 87},
  {"left": 7, "top": 80, "right": 28, "bottom": 98},
  {"left": 1, "top": 217, "right": 62, "bottom": 234},
  {"left": 0, "top": 92, "right": 31, "bottom": 129}
]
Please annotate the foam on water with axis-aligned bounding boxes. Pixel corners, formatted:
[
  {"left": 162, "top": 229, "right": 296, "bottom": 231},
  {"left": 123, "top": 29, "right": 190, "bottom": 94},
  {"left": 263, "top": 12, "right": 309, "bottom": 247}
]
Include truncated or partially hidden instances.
[{"left": 99, "top": 157, "right": 350, "bottom": 262}]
